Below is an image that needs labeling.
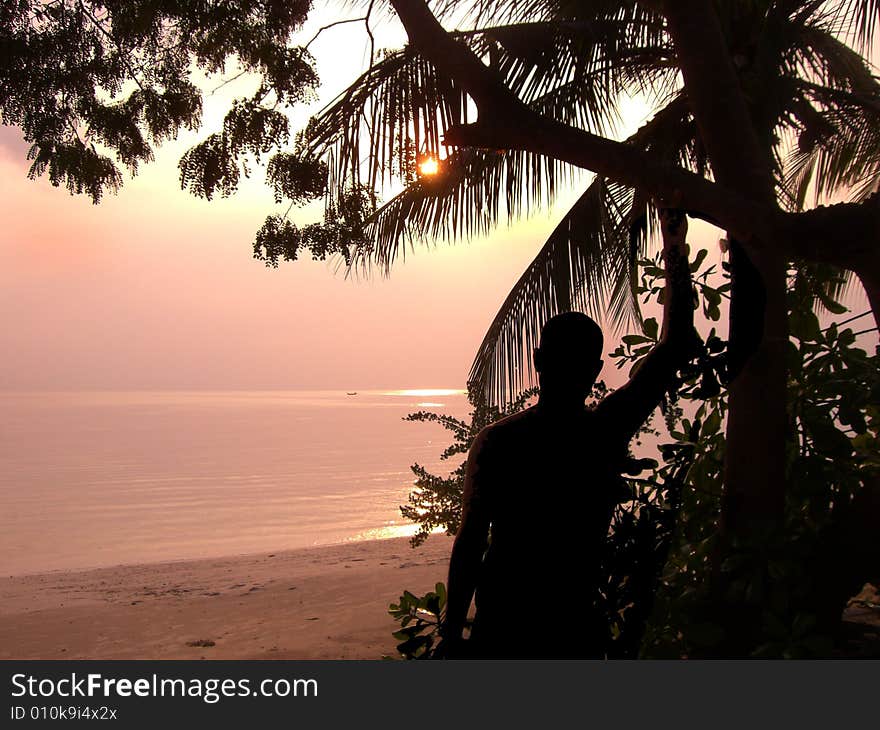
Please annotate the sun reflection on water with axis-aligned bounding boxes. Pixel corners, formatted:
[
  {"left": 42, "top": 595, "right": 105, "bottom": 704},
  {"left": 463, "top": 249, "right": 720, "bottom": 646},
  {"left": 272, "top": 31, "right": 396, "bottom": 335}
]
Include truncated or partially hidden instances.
[{"left": 346, "top": 523, "right": 446, "bottom": 542}]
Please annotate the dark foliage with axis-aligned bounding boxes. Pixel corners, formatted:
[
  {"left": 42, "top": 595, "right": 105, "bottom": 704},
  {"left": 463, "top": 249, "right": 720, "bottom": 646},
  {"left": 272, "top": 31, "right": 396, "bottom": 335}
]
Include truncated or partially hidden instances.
[{"left": 1, "top": 0, "right": 315, "bottom": 201}]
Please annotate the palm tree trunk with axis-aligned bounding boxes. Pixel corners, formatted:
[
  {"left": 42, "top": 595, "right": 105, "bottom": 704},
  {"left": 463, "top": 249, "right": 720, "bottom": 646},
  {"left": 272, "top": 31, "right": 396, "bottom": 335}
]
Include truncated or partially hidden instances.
[{"left": 662, "top": 1, "right": 790, "bottom": 536}]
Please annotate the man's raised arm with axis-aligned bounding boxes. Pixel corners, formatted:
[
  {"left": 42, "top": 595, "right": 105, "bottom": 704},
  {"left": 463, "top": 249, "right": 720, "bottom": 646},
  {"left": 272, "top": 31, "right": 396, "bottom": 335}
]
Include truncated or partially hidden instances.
[{"left": 598, "top": 209, "right": 698, "bottom": 441}]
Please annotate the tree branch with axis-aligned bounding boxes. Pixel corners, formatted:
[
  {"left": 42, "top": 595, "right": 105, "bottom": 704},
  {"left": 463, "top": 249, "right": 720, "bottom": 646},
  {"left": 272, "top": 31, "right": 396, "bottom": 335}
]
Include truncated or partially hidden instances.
[
  {"left": 388, "top": 0, "right": 770, "bottom": 241},
  {"left": 304, "top": 16, "right": 369, "bottom": 50},
  {"left": 77, "top": 0, "right": 146, "bottom": 91}
]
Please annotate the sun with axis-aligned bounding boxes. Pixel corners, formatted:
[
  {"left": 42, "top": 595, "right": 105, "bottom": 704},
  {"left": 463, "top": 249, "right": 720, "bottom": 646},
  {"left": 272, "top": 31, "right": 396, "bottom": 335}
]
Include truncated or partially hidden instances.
[{"left": 418, "top": 156, "right": 440, "bottom": 176}]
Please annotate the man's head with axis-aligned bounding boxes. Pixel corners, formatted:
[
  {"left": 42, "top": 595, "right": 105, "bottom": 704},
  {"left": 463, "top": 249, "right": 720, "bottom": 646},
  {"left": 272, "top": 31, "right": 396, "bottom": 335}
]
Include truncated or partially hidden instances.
[{"left": 534, "top": 312, "right": 603, "bottom": 404}]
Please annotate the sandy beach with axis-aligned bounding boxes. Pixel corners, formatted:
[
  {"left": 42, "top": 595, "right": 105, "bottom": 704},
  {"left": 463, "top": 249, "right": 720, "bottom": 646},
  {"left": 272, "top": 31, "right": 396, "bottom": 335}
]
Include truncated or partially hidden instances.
[
  {"left": 3, "top": 532, "right": 877, "bottom": 660},
  {"left": 0, "top": 535, "right": 454, "bottom": 660}
]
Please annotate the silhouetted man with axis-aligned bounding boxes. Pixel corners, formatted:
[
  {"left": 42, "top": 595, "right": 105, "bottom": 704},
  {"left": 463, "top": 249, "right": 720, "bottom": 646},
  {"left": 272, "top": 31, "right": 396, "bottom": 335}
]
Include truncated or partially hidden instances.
[{"left": 439, "top": 209, "right": 696, "bottom": 658}]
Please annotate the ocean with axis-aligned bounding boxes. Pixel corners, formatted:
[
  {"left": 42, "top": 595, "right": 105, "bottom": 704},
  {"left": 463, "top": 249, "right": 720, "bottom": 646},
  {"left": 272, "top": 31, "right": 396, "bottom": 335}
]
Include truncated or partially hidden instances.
[{"left": 0, "top": 390, "right": 469, "bottom": 576}]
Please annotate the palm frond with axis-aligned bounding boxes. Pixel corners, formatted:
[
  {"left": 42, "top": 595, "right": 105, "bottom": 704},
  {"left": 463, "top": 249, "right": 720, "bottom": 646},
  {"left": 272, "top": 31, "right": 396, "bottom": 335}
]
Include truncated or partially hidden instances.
[
  {"left": 296, "top": 11, "right": 684, "bottom": 274},
  {"left": 825, "top": 0, "right": 880, "bottom": 52},
  {"left": 348, "top": 79, "right": 700, "bottom": 274},
  {"left": 467, "top": 96, "right": 694, "bottom": 406},
  {"left": 467, "top": 176, "right": 635, "bottom": 406},
  {"left": 302, "top": 45, "right": 468, "bottom": 206},
  {"left": 439, "top": 0, "right": 665, "bottom": 44},
  {"left": 353, "top": 146, "right": 577, "bottom": 271},
  {"left": 781, "top": 82, "right": 880, "bottom": 206},
  {"left": 793, "top": 18, "right": 879, "bottom": 94},
  {"left": 300, "top": 15, "right": 676, "bottom": 207},
  {"left": 460, "top": 19, "right": 674, "bottom": 128}
]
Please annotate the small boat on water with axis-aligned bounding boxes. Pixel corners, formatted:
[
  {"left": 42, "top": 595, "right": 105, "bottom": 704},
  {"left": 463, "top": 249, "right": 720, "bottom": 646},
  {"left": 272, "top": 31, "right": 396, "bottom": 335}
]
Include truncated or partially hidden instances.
[{"left": 346, "top": 392, "right": 358, "bottom": 396}]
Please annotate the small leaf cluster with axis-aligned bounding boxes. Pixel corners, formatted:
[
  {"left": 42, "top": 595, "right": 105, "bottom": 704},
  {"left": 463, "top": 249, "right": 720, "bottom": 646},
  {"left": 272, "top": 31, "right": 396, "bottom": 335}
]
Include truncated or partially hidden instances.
[
  {"left": 253, "top": 185, "right": 377, "bottom": 266},
  {"left": 266, "top": 150, "right": 328, "bottom": 205},
  {"left": 179, "top": 100, "right": 291, "bottom": 199},
  {"left": 388, "top": 583, "right": 448, "bottom": 660},
  {"left": 613, "top": 248, "right": 728, "bottom": 406}
]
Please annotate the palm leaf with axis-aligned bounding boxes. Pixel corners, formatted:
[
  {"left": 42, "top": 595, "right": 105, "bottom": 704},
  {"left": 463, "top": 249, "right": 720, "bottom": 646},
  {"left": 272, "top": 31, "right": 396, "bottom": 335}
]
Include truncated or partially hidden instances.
[
  {"left": 353, "top": 146, "right": 578, "bottom": 272},
  {"left": 302, "top": 45, "right": 467, "bottom": 206},
  {"left": 825, "top": 0, "right": 880, "bottom": 51},
  {"left": 466, "top": 176, "right": 635, "bottom": 406},
  {"left": 467, "top": 96, "right": 694, "bottom": 406},
  {"left": 300, "top": 15, "right": 675, "bottom": 205},
  {"left": 781, "top": 80, "right": 880, "bottom": 206},
  {"left": 793, "top": 17, "right": 879, "bottom": 94},
  {"left": 300, "top": 14, "right": 678, "bottom": 271}
]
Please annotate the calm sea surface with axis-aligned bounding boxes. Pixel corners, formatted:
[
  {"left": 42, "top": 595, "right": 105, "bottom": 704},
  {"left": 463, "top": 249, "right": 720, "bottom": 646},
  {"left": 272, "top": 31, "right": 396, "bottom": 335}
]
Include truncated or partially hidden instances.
[{"left": 0, "top": 390, "right": 469, "bottom": 575}]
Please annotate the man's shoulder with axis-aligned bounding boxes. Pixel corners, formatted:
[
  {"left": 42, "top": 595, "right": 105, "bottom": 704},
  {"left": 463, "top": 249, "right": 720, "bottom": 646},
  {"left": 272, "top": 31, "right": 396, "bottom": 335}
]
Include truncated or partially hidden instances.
[{"left": 473, "top": 406, "right": 539, "bottom": 448}]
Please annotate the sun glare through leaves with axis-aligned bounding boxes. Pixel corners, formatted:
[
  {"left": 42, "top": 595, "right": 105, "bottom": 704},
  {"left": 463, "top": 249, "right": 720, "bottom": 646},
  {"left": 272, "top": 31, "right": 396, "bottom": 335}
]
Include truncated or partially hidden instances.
[{"left": 417, "top": 156, "right": 440, "bottom": 177}]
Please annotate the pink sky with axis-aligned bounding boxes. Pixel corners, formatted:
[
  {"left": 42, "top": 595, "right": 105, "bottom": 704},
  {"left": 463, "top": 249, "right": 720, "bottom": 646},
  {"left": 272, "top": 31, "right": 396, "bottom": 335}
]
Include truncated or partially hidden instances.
[
  {"left": 2, "top": 7, "right": 867, "bottom": 393},
  {"left": 0, "top": 143, "right": 564, "bottom": 390},
  {"left": 0, "top": 10, "right": 614, "bottom": 392}
]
